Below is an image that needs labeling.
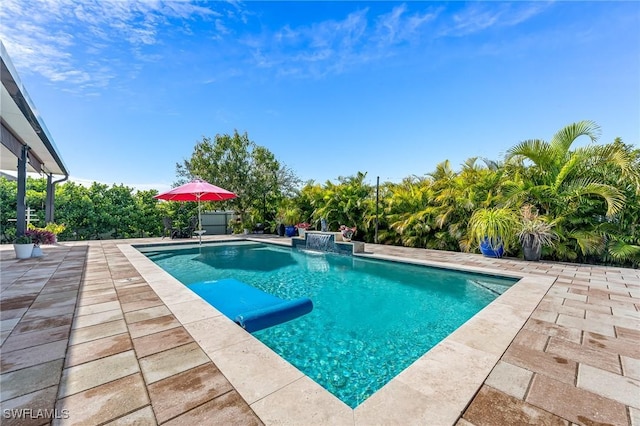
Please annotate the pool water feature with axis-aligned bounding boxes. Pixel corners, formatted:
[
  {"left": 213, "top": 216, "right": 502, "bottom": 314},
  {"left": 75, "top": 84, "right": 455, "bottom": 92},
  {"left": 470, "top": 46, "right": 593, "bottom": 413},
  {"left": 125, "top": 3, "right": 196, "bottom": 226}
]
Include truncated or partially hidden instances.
[
  {"left": 144, "top": 242, "right": 517, "bottom": 408},
  {"left": 305, "top": 232, "right": 332, "bottom": 251}
]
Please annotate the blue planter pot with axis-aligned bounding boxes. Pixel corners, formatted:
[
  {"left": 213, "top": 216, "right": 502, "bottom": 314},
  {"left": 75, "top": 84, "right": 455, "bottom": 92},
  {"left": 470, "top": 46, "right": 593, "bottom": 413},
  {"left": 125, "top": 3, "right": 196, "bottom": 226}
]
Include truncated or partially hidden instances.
[
  {"left": 480, "top": 239, "right": 504, "bottom": 258},
  {"left": 285, "top": 226, "right": 296, "bottom": 237}
]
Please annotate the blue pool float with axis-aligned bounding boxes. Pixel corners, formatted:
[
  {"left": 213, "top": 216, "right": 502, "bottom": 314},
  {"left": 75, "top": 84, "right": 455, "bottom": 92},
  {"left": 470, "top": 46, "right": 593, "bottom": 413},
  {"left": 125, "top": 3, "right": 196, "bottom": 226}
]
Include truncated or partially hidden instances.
[{"left": 188, "top": 278, "right": 313, "bottom": 332}]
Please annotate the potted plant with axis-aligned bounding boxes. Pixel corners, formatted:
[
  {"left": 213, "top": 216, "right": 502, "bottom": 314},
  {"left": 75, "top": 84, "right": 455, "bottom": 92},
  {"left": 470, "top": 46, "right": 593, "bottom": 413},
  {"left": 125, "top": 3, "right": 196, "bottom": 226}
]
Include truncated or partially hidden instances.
[
  {"left": 282, "top": 207, "right": 301, "bottom": 237},
  {"left": 339, "top": 225, "right": 357, "bottom": 242},
  {"left": 13, "top": 235, "right": 34, "bottom": 259},
  {"left": 517, "top": 205, "right": 557, "bottom": 261},
  {"left": 26, "top": 228, "right": 56, "bottom": 257},
  {"left": 27, "top": 228, "right": 55, "bottom": 244},
  {"left": 467, "top": 207, "right": 519, "bottom": 258},
  {"left": 274, "top": 209, "right": 286, "bottom": 237},
  {"left": 296, "top": 222, "right": 311, "bottom": 238}
]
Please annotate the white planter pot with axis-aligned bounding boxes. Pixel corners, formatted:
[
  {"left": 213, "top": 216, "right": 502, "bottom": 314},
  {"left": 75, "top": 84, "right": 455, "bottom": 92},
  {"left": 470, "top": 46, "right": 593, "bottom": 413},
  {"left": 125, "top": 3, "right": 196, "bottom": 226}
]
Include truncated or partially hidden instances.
[
  {"left": 14, "top": 243, "right": 34, "bottom": 259},
  {"left": 298, "top": 228, "right": 306, "bottom": 238},
  {"left": 341, "top": 231, "right": 354, "bottom": 242}
]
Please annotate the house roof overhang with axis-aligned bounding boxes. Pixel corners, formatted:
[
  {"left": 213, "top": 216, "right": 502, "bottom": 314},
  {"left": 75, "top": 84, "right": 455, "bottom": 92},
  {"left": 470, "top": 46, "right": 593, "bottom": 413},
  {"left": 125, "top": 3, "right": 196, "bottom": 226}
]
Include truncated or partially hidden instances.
[{"left": 1, "top": 41, "right": 69, "bottom": 177}]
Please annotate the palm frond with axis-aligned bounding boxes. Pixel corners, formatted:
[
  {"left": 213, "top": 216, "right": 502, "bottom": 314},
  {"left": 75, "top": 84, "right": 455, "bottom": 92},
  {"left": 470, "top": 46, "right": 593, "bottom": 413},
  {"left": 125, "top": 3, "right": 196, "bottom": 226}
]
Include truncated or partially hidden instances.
[
  {"left": 607, "top": 239, "right": 640, "bottom": 264},
  {"left": 553, "top": 152, "right": 581, "bottom": 190},
  {"left": 563, "top": 180, "right": 625, "bottom": 217},
  {"left": 596, "top": 143, "right": 640, "bottom": 190},
  {"left": 506, "top": 139, "right": 555, "bottom": 171},
  {"left": 570, "top": 230, "right": 606, "bottom": 256},
  {"left": 549, "top": 120, "right": 601, "bottom": 160}
]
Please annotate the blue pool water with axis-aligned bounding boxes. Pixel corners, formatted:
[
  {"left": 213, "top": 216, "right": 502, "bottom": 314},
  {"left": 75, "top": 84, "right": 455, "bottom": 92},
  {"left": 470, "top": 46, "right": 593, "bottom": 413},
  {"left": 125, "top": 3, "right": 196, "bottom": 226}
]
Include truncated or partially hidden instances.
[{"left": 143, "top": 242, "right": 516, "bottom": 408}]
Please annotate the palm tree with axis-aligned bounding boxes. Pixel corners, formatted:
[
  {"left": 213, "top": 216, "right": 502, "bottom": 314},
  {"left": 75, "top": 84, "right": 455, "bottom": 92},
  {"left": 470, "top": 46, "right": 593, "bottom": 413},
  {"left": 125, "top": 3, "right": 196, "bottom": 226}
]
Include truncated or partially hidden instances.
[
  {"left": 504, "top": 120, "right": 640, "bottom": 261},
  {"left": 430, "top": 159, "right": 507, "bottom": 252},
  {"left": 312, "top": 172, "right": 373, "bottom": 235},
  {"left": 383, "top": 177, "right": 436, "bottom": 248}
]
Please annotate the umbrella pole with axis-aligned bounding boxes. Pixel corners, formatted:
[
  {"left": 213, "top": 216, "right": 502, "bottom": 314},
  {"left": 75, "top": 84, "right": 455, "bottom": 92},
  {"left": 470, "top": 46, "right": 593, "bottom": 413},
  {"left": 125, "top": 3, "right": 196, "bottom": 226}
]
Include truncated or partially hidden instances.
[{"left": 198, "top": 200, "right": 202, "bottom": 245}]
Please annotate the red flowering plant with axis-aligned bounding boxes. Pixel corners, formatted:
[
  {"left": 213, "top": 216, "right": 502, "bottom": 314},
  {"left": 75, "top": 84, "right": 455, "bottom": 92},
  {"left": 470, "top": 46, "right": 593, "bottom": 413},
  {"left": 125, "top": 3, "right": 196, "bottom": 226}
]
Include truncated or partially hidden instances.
[
  {"left": 25, "top": 229, "right": 56, "bottom": 246},
  {"left": 295, "top": 222, "right": 311, "bottom": 230},
  {"left": 339, "top": 225, "right": 356, "bottom": 240}
]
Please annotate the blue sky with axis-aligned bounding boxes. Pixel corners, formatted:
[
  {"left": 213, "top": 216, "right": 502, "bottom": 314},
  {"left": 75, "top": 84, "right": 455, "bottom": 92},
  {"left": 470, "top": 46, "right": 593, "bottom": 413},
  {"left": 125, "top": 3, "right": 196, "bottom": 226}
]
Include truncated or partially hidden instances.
[{"left": 1, "top": 1, "right": 638, "bottom": 192}]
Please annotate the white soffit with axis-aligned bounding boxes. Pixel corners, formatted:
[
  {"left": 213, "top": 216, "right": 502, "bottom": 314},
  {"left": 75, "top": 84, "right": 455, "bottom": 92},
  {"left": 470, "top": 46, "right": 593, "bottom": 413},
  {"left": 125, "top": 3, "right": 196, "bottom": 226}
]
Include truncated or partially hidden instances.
[{"left": 1, "top": 42, "right": 68, "bottom": 176}]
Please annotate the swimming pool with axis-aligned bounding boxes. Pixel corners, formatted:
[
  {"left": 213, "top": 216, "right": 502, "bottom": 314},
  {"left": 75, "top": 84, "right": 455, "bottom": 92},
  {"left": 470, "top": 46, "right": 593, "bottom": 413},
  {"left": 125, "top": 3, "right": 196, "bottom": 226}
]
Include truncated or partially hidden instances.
[{"left": 144, "top": 241, "right": 517, "bottom": 408}]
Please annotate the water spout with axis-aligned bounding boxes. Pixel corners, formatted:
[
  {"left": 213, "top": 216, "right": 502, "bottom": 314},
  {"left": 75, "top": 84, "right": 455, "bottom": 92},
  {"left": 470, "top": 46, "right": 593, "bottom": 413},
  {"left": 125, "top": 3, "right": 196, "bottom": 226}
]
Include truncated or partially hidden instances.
[{"left": 306, "top": 233, "right": 332, "bottom": 251}]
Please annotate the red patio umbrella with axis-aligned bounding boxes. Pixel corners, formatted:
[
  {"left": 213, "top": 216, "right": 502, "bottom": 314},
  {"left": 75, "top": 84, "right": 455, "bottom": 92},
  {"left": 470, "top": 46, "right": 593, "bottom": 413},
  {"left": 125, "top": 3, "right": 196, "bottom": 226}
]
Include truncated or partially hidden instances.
[{"left": 154, "top": 179, "right": 237, "bottom": 238}]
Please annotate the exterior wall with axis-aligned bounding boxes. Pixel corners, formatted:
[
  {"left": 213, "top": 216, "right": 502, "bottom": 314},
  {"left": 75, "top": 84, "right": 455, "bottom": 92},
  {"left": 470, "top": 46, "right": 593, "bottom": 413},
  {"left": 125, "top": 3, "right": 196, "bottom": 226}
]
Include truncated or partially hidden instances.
[{"left": 200, "top": 211, "right": 236, "bottom": 235}]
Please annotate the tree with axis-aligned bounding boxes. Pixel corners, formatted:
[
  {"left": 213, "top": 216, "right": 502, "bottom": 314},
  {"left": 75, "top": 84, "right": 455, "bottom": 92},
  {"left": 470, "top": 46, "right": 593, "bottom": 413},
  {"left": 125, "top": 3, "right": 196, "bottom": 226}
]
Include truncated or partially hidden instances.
[
  {"left": 382, "top": 177, "right": 436, "bottom": 248},
  {"left": 505, "top": 121, "right": 640, "bottom": 262},
  {"left": 177, "top": 130, "right": 298, "bottom": 230},
  {"left": 0, "top": 177, "right": 18, "bottom": 242},
  {"left": 428, "top": 159, "right": 506, "bottom": 252},
  {"left": 55, "top": 181, "right": 94, "bottom": 240},
  {"left": 312, "top": 172, "right": 373, "bottom": 237},
  {"left": 134, "top": 190, "right": 164, "bottom": 237},
  {"left": 104, "top": 184, "right": 137, "bottom": 238},
  {"left": 296, "top": 181, "right": 325, "bottom": 228}
]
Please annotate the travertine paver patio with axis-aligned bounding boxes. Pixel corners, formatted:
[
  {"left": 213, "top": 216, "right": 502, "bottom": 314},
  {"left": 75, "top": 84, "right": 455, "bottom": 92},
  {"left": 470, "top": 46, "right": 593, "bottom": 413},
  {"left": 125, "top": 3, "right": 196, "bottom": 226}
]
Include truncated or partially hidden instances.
[
  {"left": 1, "top": 238, "right": 261, "bottom": 426},
  {"left": 361, "top": 245, "right": 640, "bottom": 426},
  {"left": 0, "top": 236, "right": 638, "bottom": 425}
]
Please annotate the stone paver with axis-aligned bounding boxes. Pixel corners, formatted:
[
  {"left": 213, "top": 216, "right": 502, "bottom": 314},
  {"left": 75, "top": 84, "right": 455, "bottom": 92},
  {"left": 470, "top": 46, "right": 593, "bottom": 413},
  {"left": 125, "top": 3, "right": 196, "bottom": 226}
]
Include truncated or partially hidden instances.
[
  {"left": 11, "top": 314, "right": 73, "bottom": 334},
  {"left": 138, "top": 342, "right": 209, "bottom": 384},
  {"left": 0, "top": 387, "right": 58, "bottom": 426},
  {"left": 54, "top": 373, "right": 150, "bottom": 426},
  {"left": 59, "top": 350, "right": 140, "bottom": 398},
  {"left": 124, "top": 305, "right": 171, "bottom": 324},
  {"left": 162, "top": 391, "right": 263, "bottom": 426},
  {"left": 622, "top": 356, "right": 640, "bottom": 381},
  {"left": 502, "top": 343, "right": 578, "bottom": 385},
  {"left": 147, "top": 362, "right": 233, "bottom": 423},
  {"left": 127, "top": 315, "right": 181, "bottom": 339},
  {"left": 71, "top": 308, "right": 123, "bottom": 329},
  {"left": 583, "top": 331, "right": 640, "bottom": 359},
  {"left": 0, "top": 340, "right": 67, "bottom": 373},
  {"left": 68, "top": 319, "right": 128, "bottom": 345},
  {"left": 526, "top": 373, "right": 629, "bottom": 425},
  {"left": 484, "top": 361, "right": 533, "bottom": 400},
  {"left": 463, "top": 385, "right": 568, "bottom": 426},
  {"left": 1, "top": 237, "right": 638, "bottom": 425},
  {"left": 545, "top": 336, "right": 622, "bottom": 374},
  {"left": 0, "top": 359, "right": 64, "bottom": 402},
  {"left": 132, "top": 327, "right": 194, "bottom": 358},
  {"left": 2, "top": 325, "right": 70, "bottom": 352},
  {"left": 577, "top": 363, "right": 640, "bottom": 409}
]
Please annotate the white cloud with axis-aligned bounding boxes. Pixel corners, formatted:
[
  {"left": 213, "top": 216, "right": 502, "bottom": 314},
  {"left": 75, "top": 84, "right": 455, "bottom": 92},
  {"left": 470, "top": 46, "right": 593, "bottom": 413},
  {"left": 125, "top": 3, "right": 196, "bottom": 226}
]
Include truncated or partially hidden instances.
[
  {"left": 375, "top": 4, "right": 439, "bottom": 45},
  {"left": 443, "top": 2, "right": 551, "bottom": 37},
  {"left": 0, "top": 1, "right": 553, "bottom": 89},
  {"left": 0, "top": 0, "right": 224, "bottom": 92},
  {"left": 242, "top": 4, "right": 442, "bottom": 78},
  {"left": 242, "top": 9, "right": 372, "bottom": 77}
]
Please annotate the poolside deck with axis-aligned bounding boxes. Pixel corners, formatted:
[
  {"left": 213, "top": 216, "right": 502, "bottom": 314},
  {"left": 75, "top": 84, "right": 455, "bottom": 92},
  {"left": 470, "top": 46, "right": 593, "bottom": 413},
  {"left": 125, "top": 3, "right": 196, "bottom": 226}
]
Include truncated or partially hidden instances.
[{"left": 1, "top": 236, "right": 638, "bottom": 425}]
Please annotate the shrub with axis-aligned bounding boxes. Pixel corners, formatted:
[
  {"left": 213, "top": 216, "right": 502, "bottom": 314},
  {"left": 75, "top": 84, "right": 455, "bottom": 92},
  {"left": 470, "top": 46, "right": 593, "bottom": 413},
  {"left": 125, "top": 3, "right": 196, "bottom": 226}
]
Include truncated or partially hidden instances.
[
  {"left": 25, "top": 229, "right": 56, "bottom": 245},
  {"left": 14, "top": 235, "right": 32, "bottom": 244},
  {"left": 44, "top": 223, "right": 66, "bottom": 235}
]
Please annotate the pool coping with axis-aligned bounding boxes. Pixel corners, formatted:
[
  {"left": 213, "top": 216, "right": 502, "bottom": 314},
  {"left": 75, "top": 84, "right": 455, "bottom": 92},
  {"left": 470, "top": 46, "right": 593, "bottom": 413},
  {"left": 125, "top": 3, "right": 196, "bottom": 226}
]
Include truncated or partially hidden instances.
[{"left": 120, "top": 239, "right": 555, "bottom": 425}]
